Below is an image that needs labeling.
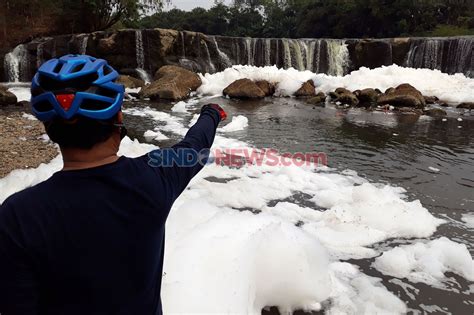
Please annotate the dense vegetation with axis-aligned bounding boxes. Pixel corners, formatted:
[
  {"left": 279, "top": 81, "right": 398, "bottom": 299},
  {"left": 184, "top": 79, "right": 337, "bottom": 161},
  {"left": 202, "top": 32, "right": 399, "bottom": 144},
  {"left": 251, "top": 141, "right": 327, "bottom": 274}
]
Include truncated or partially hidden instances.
[
  {"left": 134, "top": 0, "right": 474, "bottom": 38},
  {"left": 0, "top": 0, "right": 473, "bottom": 49}
]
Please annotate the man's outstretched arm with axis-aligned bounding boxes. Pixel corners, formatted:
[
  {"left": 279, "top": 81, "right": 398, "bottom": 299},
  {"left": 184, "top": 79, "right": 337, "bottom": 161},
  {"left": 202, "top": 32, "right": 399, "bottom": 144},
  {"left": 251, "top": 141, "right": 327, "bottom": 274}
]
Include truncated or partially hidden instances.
[{"left": 148, "top": 104, "right": 227, "bottom": 201}]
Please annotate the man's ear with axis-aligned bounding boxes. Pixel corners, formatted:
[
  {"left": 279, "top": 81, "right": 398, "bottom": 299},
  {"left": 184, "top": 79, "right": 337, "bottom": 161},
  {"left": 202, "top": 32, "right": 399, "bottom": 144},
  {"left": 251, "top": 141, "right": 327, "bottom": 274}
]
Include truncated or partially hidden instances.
[{"left": 116, "top": 111, "right": 123, "bottom": 124}]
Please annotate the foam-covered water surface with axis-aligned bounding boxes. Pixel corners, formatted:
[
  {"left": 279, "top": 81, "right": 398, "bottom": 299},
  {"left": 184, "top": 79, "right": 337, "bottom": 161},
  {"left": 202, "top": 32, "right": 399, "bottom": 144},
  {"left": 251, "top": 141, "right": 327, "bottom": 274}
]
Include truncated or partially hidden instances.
[{"left": 4, "top": 66, "right": 474, "bottom": 314}]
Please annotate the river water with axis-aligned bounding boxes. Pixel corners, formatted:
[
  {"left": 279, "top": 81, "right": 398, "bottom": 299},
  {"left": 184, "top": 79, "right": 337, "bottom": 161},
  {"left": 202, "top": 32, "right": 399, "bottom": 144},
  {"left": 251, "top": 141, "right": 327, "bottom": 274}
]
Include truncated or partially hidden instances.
[{"left": 125, "top": 97, "right": 474, "bottom": 314}]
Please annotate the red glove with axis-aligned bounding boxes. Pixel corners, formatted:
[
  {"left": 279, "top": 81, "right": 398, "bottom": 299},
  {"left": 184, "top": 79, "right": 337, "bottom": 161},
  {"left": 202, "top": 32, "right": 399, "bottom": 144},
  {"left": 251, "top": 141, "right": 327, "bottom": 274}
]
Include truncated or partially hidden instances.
[{"left": 202, "top": 103, "right": 227, "bottom": 121}]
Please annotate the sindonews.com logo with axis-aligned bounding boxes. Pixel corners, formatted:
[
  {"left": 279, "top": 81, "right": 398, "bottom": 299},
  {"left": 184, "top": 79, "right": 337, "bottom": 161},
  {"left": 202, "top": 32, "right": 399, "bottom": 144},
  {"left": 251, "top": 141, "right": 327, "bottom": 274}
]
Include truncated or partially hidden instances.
[{"left": 148, "top": 148, "right": 327, "bottom": 168}]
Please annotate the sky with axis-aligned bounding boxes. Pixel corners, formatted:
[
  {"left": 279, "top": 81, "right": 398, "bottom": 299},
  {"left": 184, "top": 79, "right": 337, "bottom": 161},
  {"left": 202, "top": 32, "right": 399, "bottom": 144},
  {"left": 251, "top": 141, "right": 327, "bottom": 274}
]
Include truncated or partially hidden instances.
[{"left": 165, "top": 0, "right": 232, "bottom": 11}]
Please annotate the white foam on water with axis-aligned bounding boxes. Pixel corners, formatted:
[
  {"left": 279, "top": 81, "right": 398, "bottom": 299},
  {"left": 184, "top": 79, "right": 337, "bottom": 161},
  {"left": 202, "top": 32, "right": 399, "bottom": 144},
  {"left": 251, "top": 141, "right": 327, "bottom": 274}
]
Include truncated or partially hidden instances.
[
  {"left": 461, "top": 213, "right": 474, "bottom": 229},
  {"left": 327, "top": 262, "right": 407, "bottom": 314},
  {"left": 1, "top": 106, "right": 464, "bottom": 314},
  {"left": 143, "top": 130, "right": 169, "bottom": 141},
  {"left": 219, "top": 115, "right": 249, "bottom": 132},
  {"left": 22, "top": 113, "right": 37, "bottom": 121},
  {"left": 373, "top": 237, "right": 474, "bottom": 287},
  {"left": 198, "top": 65, "right": 474, "bottom": 103},
  {"left": 123, "top": 107, "right": 188, "bottom": 136},
  {"left": 7, "top": 86, "right": 31, "bottom": 102}
]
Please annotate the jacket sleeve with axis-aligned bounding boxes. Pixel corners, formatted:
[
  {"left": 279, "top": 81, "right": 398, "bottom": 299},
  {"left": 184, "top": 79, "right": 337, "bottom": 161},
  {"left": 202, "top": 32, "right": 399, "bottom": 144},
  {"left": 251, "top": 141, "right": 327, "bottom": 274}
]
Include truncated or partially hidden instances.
[
  {"left": 0, "top": 202, "right": 39, "bottom": 315},
  {"left": 148, "top": 107, "right": 221, "bottom": 203}
]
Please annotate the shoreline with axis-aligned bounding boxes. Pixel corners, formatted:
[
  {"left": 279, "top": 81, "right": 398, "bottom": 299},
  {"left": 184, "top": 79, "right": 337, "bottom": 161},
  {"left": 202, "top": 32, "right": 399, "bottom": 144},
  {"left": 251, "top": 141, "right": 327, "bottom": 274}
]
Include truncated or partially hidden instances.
[{"left": 0, "top": 105, "right": 58, "bottom": 178}]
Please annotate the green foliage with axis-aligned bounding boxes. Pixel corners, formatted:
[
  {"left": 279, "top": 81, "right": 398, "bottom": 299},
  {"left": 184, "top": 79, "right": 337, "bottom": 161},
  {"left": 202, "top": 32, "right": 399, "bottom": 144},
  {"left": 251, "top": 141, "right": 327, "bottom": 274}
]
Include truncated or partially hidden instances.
[
  {"left": 134, "top": 0, "right": 474, "bottom": 38},
  {"left": 424, "top": 24, "right": 474, "bottom": 37}
]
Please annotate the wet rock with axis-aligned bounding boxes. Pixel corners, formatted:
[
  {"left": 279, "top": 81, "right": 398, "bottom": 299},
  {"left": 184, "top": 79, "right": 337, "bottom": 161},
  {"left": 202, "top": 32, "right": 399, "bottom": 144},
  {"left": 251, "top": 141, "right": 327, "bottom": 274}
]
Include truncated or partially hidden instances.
[
  {"left": 332, "top": 88, "right": 359, "bottom": 106},
  {"left": 424, "top": 108, "right": 447, "bottom": 117},
  {"left": 294, "top": 80, "right": 316, "bottom": 97},
  {"left": 0, "top": 86, "right": 17, "bottom": 106},
  {"left": 378, "top": 84, "right": 425, "bottom": 108},
  {"left": 306, "top": 92, "right": 326, "bottom": 106},
  {"left": 140, "top": 65, "right": 201, "bottom": 101},
  {"left": 223, "top": 79, "right": 265, "bottom": 99},
  {"left": 424, "top": 96, "right": 439, "bottom": 104},
  {"left": 457, "top": 102, "right": 474, "bottom": 110},
  {"left": 255, "top": 80, "right": 275, "bottom": 97},
  {"left": 117, "top": 75, "right": 145, "bottom": 89},
  {"left": 395, "top": 107, "right": 423, "bottom": 115},
  {"left": 357, "top": 88, "right": 379, "bottom": 104}
]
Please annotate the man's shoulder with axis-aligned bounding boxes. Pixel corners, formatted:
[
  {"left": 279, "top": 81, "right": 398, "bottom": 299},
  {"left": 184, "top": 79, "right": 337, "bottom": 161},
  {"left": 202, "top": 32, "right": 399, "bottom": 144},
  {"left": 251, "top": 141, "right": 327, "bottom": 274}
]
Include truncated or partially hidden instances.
[{"left": 0, "top": 176, "right": 56, "bottom": 217}]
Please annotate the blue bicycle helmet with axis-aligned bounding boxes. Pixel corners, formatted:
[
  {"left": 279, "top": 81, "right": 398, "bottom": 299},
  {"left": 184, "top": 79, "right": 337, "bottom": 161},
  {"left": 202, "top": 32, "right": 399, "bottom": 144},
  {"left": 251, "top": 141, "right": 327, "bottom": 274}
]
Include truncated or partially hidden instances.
[{"left": 31, "top": 55, "right": 125, "bottom": 121}]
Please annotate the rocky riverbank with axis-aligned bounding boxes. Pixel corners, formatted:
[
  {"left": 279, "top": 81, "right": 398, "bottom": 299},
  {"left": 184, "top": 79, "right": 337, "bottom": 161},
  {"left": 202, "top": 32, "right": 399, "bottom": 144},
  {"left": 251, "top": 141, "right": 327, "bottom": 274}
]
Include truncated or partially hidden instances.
[{"left": 0, "top": 105, "right": 58, "bottom": 178}]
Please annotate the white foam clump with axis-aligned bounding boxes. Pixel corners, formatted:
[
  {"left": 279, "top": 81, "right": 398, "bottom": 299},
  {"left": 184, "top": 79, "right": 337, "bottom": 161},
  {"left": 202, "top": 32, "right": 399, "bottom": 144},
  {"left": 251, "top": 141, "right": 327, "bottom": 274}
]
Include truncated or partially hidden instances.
[
  {"left": 144, "top": 130, "right": 169, "bottom": 141},
  {"left": 327, "top": 262, "right": 407, "bottom": 314},
  {"left": 171, "top": 99, "right": 199, "bottom": 113},
  {"left": 124, "top": 107, "right": 187, "bottom": 136},
  {"left": 198, "top": 65, "right": 474, "bottom": 103},
  {"left": 22, "top": 113, "right": 37, "bottom": 121},
  {"left": 219, "top": 115, "right": 249, "bottom": 132},
  {"left": 8, "top": 85, "right": 31, "bottom": 102},
  {"left": 373, "top": 237, "right": 474, "bottom": 287},
  {"left": 163, "top": 199, "right": 331, "bottom": 314},
  {"left": 461, "top": 213, "right": 474, "bottom": 229}
]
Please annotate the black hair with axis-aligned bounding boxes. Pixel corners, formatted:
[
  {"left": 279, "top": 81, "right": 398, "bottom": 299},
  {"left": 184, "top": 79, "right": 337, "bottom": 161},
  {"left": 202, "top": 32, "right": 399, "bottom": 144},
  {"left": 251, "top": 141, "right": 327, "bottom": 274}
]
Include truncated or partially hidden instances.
[{"left": 44, "top": 115, "right": 118, "bottom": 150}]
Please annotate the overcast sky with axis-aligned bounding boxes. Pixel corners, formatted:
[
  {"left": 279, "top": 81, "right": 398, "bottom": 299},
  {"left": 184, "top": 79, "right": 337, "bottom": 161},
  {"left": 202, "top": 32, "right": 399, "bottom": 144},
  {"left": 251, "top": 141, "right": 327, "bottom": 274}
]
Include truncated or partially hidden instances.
[{"left": 165, "top": 0, "right": 232, "bottom": 11}]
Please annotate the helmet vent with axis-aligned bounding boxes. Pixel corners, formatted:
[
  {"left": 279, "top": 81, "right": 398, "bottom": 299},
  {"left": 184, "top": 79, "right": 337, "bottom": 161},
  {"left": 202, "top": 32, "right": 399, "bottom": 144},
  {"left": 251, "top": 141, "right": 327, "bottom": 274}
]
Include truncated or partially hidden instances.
[
  {"left": 103, "top": 66, "right": 113, "bottom": 76},
  {"left": 53, "top": 63, "right": 63, "bottom": 73},
  {"left": 39, "top": 73, "right": 99, "bottom": 92},
  {"left": 96, "top": 87, "right": 117, "bottom": 98},
  {"left": 34, "top": 100, "right": 54, "bottom": 113},
  {"left": 80, "top": 99, "right": 112, "bottom": 111},
  {"left": 71, "top": 63, "right": 86, "bottom": 74}
]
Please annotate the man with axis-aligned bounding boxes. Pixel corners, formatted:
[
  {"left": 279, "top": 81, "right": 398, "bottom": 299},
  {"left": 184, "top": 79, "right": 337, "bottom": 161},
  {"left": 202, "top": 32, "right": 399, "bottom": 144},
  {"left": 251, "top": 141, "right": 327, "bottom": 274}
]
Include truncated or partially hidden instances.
[{"left": 0, "top": 55, "right": 227, "bottom": 315}]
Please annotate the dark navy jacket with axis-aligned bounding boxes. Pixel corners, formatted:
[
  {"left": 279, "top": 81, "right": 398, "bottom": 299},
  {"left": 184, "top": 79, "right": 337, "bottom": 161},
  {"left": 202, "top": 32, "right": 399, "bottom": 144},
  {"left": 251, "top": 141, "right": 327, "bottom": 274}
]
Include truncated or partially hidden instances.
[{"left": 0, "top": 108, "right": 220, "bottom": 315}]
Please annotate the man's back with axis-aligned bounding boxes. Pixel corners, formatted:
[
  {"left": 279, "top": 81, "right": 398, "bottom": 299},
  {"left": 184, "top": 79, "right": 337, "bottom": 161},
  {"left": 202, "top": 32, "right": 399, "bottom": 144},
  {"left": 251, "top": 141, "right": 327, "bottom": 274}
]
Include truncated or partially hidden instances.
[{"left": 0, "top": 106, "right": 222, "bottom": 315}]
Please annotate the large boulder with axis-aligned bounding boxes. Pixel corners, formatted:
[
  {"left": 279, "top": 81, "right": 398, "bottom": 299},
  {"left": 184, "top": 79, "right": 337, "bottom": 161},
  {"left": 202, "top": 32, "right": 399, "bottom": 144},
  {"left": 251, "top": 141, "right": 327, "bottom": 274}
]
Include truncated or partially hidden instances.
[
  {"left": 424, "top": 108, "right": 447, "bottom": 117},
  {"left": 117, "top": 75, "right": 145, "bottom": 89},
  {"left": 255, "top": 80, "right": 275, "bottom": 97},
  {"left": 331, "top": 87, "right": 359, "bottom": 106},
  {"left": 294, "top": 80, "right": 316, "bottom": 97},
  {"left": 139, "top": 65, "right": 201, "bottom": 101},
  {"left": 306, "top": 92, "right": 327, "bottom": 106},
  {"left": 223, "top": 79, "right": 265, "bottom": 99},
  {"left": 357, "top": 88, "right": 379, "bottom": 104},
  {"left": 457, "top": 102, "right": 474, "bottom": 110},
  {"left": 0, "top": 86, "right": 17, "bottom": 106},
  {"left": 378, "top": 84, "right": 426, "bottom": 108}
]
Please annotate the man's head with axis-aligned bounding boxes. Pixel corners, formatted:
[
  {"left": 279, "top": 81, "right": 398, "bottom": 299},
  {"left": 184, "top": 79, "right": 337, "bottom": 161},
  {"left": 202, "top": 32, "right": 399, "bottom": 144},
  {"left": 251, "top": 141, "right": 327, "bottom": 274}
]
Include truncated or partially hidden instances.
[{"left": 30, "top": 55, "right": 125, "bottom": 152}]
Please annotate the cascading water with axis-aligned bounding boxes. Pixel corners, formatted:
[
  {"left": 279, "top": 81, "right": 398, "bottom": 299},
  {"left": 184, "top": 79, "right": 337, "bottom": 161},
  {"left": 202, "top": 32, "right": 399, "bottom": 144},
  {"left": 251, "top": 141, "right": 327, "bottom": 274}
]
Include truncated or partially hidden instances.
[
  {"left": 313, "top": 40, "right": 322, "bottom": 73},
  {"left": 212, "top": 37, "right": 232, "bottom": 69},
  {"left": 291, "top": 40, "right": 305, "bottom": 71},
  {"left": 282, "top": 39, "right": 292, "bottom": 69},
  {"left": 264, "top": 39, "right": 271, "bottom": 66},
  {"left": 37, "top": 43, "right": 44, "bottom": 68},
  {"left": 326, "top": 39, "right": 349, "bottom": 76},
  {"left": 135, "top": 30, "right": 152, "bottom": 83},
  {"left": 80, "top": 35, "right": 89, "bottom": 55},
  {"left": 405, "top": 37, "right": 473, "bottom": 77},
  {"left": 4, "top": 44, "right": 28, "bottom": 82},
  {"left": 201, "top": 41, "right": 216, "bottom": 73},
  {"left": 245, "top": 38, "right": 252, "bottom": 66}
]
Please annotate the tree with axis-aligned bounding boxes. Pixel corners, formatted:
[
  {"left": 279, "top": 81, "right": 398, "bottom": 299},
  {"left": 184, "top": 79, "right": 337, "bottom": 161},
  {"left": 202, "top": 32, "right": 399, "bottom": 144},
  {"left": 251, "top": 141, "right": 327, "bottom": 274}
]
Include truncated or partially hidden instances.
[{"left": 60, "top": 0, "right": 169, "bottom": 33}]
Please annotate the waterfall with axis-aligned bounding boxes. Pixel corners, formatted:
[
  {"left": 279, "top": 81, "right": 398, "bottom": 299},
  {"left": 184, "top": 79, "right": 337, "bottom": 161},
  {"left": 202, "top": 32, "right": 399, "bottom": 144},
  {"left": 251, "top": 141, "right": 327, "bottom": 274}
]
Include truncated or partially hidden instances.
[
  {"left": 37, "top": 43, "right": 44, "bottom": 68},
  {"left": 4, "top": 44, "right": 28, "bottom": 82},
  {"left": 212, "top": 37, "right": 232, "bottom": 69},
  {"left": 264, "top": 39, "right": 271, "bottom": 66},
  {"left": 135, "top": 30, "right": 152, "bottom": 83},
  {"left": 306, "top": 41, "right": 316, "bottom": 71},
  {"left": 313, "top": 40, "right": 322, "bottom": 73},
  {"left": 282, "top": 39, "right": 292, "bottom": 69},
  {"left": 80, "top": 35, "right": 89, "bottom": 55},
  {"left": 245, "top": 38, "right": 252, "bottom": 65},
  {"left": 446, "top": 38, "right": 473, "bottom": 75},
  {"left": 291, "top": 40, "right": 305, "bottom": 71},
  {"left": 326, "top": 39, "right": 349, "bottom": 76},
  {"left": 202, "top": 41, "right": 216, "bottom": 73}
]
